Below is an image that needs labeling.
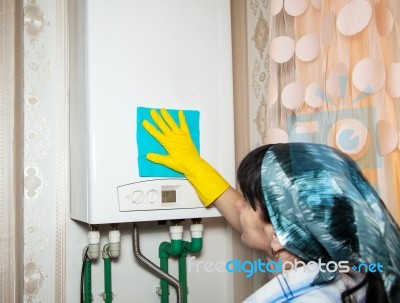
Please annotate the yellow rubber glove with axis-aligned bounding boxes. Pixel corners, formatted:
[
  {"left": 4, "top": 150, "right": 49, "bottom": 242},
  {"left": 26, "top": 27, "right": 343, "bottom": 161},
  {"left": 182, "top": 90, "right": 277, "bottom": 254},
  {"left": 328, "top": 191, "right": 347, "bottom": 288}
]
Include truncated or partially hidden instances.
[{"left": 142, "top": 108, "right": 229, "bottom": 206}]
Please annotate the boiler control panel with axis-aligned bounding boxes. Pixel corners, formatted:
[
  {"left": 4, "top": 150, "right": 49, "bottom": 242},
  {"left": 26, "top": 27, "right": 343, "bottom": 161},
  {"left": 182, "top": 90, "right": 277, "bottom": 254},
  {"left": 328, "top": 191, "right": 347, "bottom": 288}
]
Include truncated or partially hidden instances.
[{"left": 118, "top": 179, "right": 203, "bottom": 211}]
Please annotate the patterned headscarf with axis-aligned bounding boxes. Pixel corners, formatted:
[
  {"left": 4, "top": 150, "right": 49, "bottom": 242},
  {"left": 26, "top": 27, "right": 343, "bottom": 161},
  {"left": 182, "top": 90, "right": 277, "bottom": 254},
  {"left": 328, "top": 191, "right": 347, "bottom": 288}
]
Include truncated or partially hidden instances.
[{"left": 261, "top": 143, "right": 400, "bottom": 302}]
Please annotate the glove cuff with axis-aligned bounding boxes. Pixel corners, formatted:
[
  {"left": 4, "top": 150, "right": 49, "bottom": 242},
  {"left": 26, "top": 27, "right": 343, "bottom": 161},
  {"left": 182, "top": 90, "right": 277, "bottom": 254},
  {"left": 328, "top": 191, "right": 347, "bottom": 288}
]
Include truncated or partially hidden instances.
[{"left": 186, "top": 159, "right": 230, "bottom": 206}]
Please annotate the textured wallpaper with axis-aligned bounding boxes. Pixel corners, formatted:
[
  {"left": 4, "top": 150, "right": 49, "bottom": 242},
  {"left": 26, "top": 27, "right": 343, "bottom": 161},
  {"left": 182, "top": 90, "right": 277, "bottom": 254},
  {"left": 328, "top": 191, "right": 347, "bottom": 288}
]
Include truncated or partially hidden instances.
[
  {"left": 246, "top": 0, "right": 272, "bottom": 149},
  {"left": 23, "top": 0, "right": 68, "bottom": 301}
]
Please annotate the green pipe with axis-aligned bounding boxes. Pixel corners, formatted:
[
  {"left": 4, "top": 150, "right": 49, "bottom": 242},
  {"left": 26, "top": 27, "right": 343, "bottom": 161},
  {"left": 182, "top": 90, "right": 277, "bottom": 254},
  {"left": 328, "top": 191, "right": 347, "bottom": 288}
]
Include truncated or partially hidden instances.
[
  {"left": 104, "top": 258, "right": 112, "bottom": 302},
  {"left": 103, "top": 247, "right": 112, "bottom": 303},
  {"left": 160, "top": 255, "right": 169, "bottom": 303},
  {"left": 159, "top": 239, "right": 183, "bottom": 303},
  {"left": 179, "top": 237, "right": 203, "bottom": 303},
  {"left": 158, "top": 226, "right": 202, "bottom": 303},
  {"left": 160, "top": 240, "right": 183, "bottom": 256},
  {"left": 183, "top": 238, "right": 202, "bottom": 254},
  {"left": 178, "top": 251, "right": 188, "bottom": 303},
  {"left": 84, "top": 259, "right": 92, "bottom": 303}
]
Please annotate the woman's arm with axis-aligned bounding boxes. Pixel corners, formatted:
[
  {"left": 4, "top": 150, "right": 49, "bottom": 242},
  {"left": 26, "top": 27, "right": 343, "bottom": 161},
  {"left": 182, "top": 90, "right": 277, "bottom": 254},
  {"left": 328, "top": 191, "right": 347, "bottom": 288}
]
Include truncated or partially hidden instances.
[{"left": 214, "top": 186, "right": 243, "bottom": 233}]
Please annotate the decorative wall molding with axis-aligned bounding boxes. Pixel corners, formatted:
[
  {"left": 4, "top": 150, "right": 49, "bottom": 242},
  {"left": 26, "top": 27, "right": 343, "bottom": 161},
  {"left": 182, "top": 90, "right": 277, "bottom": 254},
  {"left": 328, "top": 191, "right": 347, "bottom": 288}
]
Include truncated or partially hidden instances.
[
  {"left": 54, "top": 0, "right": 68, "bottom": 301},
  {"left": 22, "top": 0, "right": 68, "bottom": 301},
  {"left": 0, "top": 1, "right": 23, "bottom": 302}
]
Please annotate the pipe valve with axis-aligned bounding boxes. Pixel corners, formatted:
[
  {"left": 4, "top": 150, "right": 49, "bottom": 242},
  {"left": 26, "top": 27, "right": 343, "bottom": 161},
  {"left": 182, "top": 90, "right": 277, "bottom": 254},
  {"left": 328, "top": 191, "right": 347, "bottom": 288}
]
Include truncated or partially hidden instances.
[
  {"left": 190, "top": 223, "right": 203, "bottom": 239},
  {"left": 108, "top": 230, "right": 121, "bottom": 258},
  {"left": 87, "top": 230, "right": 101, "bottom": 260}
]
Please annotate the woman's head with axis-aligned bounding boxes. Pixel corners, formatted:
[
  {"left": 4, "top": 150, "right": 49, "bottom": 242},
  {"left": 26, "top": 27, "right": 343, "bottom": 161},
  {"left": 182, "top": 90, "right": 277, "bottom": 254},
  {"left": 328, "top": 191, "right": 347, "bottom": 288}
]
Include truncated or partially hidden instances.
[
  {"left": 237, "top": 144, "right": 271, "bottom": 222},
  {"left": 237, "top": 143, "right": 400, "bottom": 301}
]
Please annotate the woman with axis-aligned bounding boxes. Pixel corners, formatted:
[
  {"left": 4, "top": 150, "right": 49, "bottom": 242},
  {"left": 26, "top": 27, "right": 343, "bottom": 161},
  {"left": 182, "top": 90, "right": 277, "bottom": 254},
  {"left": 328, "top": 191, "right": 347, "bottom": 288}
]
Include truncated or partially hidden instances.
[{"left": 143, "top": 108, "right": 400, "bottom": 303}]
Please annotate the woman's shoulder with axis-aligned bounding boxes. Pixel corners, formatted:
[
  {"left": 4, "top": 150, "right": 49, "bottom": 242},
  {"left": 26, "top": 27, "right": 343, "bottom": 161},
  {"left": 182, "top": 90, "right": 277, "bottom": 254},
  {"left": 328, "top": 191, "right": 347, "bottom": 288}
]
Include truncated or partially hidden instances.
[
  {"left": 288, "top": 270, "right": 366, "bottom": 303},
  {"left": 243, "top": 266, "right": 366, "bottom": 303}
]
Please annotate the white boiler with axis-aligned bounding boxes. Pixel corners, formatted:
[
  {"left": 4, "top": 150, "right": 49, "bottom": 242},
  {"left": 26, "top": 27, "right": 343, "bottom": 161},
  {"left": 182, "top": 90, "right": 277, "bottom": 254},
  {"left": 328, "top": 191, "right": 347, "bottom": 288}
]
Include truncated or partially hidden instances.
[{"left": 69, "top": 0, "right": 235, "bottom": 224}]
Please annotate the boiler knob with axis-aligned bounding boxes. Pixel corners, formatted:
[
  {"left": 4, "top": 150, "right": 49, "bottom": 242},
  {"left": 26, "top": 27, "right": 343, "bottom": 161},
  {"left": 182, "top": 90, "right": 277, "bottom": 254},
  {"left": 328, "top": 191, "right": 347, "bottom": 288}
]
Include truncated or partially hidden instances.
[
  {"left": 146, "top": 190, "right": 158, "bottom": 203},
  {"left": 131, "top": 190, "right": 144, "bottom": 204}
]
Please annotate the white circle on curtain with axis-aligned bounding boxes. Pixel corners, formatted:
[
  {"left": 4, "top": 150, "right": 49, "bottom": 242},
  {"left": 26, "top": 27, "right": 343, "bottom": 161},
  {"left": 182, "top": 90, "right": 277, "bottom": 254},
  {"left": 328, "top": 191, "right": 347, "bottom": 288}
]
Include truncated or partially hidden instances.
[
  {"left": 265, "top": 128, "right": 289, "bottom": 144},
  {"left": 326, "top": 63, "right": 349, "bottom": 98},
  {"left": 270, "top": 36, "right": 295, "bottom": 63},
  {"left": 305, "top": 81, "right": 324, "bottom": 108},
  {"left": 375, "top": 3, "right": 394, "bottom": 37},
  {"left": 281, "top": 82, "right": 305, "bottom": 110},
  {"left": 352, "top": 57, "right": 386, "bottom": 93},
  {"left": 321, "top": 12, "right": 335, "bottom": 48},
  {"left": 311, "top": 0, "right": 321, "bottom": 10},
  {"left": 284, "top": 0, "right": 309, "bottom": 17},
  {"left": 296, "top": 33, "right": 320, "bottom": 62},
  {"left": 267, "top": 80, "right": 278, "bottom": 107},
  {"left": 376, "top": 120, "right": 398, "bottom": 156},
  {"left": 336, "top": 0, "right": 372, "bottom": 36},
  {"left": 330, "top": 118, "right": 370, "bottom": 160},
  {"left": 386, "top": 63, "right": 400, "bottom": 98},
  {"left": 271, "top": 0, "right": 284, "bottom": 16}
]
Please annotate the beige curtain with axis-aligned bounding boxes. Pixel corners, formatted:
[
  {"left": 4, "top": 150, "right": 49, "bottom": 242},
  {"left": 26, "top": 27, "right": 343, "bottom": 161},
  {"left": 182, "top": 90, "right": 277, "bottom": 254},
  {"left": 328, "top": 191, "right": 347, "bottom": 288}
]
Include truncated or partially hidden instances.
[
  {"left": 266, "top": 0, "right": 400, "bottom": 222},
  {"left": 0, "top": 0, "right": 23, "bottom": 302}
]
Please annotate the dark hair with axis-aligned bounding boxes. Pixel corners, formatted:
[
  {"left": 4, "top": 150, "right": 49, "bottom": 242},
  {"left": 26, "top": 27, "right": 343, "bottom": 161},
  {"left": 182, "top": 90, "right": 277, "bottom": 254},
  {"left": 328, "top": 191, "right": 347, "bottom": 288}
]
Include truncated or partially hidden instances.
[
  {"left": 341, "top": 272, "right": 388, "bottom": 303},
  {"left": 237, "top": 144, "right": 272, "bottom": 222}
]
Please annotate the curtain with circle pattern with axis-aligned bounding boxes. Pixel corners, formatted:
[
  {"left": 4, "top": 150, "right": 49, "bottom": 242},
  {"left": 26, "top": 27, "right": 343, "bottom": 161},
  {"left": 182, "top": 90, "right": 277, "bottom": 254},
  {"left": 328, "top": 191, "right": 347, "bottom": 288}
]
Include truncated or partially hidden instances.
[{"left": 261, "top": 0, "right": 400, "bottom": 221}]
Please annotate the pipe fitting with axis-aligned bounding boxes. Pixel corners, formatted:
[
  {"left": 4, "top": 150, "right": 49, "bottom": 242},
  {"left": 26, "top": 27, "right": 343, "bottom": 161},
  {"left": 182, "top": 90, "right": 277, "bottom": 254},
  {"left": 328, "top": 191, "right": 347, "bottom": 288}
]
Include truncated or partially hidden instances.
[
  {"left": 183, "top": 223, "right": 203, "bottom": 254},
  {"left": 108, "top": 230, "right": 121, "bottom": 258},
  {"left": 190, "top": 218, "right": 202, "bottom": 224},
  {"left": 102, "top": 244, "right": 111, "bottom": 259},
  {"left": 190, "top": 223, "right": 203, "bottom": 239},
  {"left": 169, "top": 225, "right": 183, "bottom": 240},
  {"left": 88, "top": 230, "right": 101, "bottom": 260},
  {"left": 159, "top": 239, "right": 183, "bottom": 258}
]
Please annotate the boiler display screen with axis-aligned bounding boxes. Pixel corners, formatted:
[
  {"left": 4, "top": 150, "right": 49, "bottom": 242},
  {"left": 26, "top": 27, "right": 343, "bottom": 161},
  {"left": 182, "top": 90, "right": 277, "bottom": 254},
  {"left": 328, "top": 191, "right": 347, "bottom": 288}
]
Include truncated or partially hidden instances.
[{"left": 162, "top": 190, "right": 176, "bottom": 203}]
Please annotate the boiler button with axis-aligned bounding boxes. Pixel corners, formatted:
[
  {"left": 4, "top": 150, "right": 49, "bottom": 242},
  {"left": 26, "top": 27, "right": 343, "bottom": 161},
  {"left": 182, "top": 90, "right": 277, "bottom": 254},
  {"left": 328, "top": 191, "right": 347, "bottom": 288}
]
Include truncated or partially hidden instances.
[
  {"left": 131, "top": 190, "right": 144, "bottom": 204},
  {"left": 146, "top": 190, "right": 158, "bottom": 203}
]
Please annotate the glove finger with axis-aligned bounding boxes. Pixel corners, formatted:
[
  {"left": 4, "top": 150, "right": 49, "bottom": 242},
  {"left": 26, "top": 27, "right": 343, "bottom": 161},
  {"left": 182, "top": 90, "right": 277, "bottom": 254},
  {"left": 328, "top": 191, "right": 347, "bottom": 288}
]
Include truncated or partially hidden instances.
[
  {"left": 160, "top": 108, "right": 180, "bottom": 131},
  {"left": 146, "top": 153, "right": 179, "bottom": 171},
  {"left": 142, "top": 120, "right": 166, "bottom": 143},
  {"left": 178, "top": 110, "right": 190, "bottom": 133},
  {"left": 150, "top": 109, "right": 171, "bottom": 135}
]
